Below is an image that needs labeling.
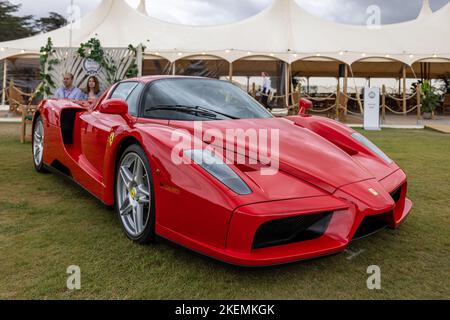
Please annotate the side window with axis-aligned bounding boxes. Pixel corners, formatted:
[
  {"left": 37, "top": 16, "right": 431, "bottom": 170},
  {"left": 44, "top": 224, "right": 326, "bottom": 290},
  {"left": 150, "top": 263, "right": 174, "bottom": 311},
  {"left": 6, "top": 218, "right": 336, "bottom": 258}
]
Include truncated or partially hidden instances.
[
  {"left": 126, "top": 83, "right": 144, "bottom": 116},
  {"left": 110, "top": 82, "right": 139, "bottom": 101}
]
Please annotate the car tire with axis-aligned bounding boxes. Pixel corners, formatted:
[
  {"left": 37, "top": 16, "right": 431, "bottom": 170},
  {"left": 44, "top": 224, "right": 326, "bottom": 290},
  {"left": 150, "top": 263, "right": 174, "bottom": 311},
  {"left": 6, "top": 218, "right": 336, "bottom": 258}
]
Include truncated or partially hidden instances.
[
  {"left": 32, "top": 116, "right": 49, "bottom": 173},
  {"left": 115, "top": 144, "right": 155, "bottom": 245}
]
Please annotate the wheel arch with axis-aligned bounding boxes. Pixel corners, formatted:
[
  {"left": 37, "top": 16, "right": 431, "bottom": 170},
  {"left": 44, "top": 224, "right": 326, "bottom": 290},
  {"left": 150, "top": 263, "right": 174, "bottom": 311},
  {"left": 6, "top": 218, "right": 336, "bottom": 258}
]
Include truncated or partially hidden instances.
[
  {"left": 103, "top": 134, "right": 146, "bottom": 206},
  {"left": 31, "top": 110, "right": 42, "bottom": 137}
]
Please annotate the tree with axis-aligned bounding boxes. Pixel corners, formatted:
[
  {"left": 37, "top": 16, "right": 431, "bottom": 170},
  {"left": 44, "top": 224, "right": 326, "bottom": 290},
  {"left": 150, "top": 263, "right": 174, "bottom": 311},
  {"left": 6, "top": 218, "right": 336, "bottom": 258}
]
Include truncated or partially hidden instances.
[
  {"left": 0, "top": 0, "right": 36, "bottom": 42},
  {"left": 35, "top": 12, "right": 67, "bottom": 33}
]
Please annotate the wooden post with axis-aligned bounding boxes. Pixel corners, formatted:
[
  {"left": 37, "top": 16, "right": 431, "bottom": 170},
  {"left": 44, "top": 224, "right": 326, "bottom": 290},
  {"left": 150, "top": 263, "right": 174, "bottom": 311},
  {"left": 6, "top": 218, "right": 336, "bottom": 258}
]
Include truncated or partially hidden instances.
[
  {"left": 297, "top": 84, "right": 302, "bottom": 115},
  {"left": 251, "top": 82, "right": 256, "bottom": 99},
  {"left": 289, "top": 84, "right": 300, "bottom": 116},
  {"left": 335, "top": 81, "right": 341, "bottom": 120},
  {"left": 356, "top": 88, "right": 364, "bottom": 114},
  {"left": 20, "top": 105, "right": 26, "bottom": 144},
  {"left": 290, "top": 67, "right": 295, "bottom": 111},
  {"left": 1, "top": 59, "right": 7, "bottom": 106},
  {"left": 417, "top": 84, "right": 422, "bottom": 120},
  {"left": 228, "top": 62, "right": 233, "bottom": 82},
  {"left": 136, "top": 44, "right": 143, "bottom": 77},
  {"left": 382, "top": 84, "right": 386, "bottom": 121},
  {"left": 297, "top": 84, "right": 302, "bottom": 104},
  {"left": 284, "top": 63, "right": 290, "bottom": 108},
  {"left": 343, "top": 64, "right": 348, "bottom": 117},
  {"left": 402, "top": 64, "right": 407, "bottom": 115},
  {"left": 307, "top": 76, "right": 310, "bottom": 94}
]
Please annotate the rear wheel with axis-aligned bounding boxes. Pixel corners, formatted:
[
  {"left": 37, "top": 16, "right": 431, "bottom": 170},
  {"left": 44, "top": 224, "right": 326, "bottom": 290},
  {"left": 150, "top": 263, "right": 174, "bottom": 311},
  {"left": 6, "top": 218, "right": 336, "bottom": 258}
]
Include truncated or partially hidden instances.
[
  {"left": 32, "top": 116, "right": 48, "bottom": 173},
  {"left": 115, "top": 144, "right": 155, "bottom": 244}
]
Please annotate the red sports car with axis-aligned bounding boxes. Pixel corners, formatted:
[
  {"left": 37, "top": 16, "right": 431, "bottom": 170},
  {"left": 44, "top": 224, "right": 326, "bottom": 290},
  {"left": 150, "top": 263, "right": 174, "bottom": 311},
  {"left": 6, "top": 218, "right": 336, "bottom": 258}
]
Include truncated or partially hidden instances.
[{"left": 32, "top": 76, "right": 412, "bottom": 267}]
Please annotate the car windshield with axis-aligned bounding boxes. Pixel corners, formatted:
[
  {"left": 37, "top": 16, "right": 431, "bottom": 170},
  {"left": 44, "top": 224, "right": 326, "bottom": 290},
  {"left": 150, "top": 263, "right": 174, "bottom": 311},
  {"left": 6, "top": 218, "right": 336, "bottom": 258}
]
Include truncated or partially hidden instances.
[{"left": 142, "top": 78, "right": 273, "bottom": 121}]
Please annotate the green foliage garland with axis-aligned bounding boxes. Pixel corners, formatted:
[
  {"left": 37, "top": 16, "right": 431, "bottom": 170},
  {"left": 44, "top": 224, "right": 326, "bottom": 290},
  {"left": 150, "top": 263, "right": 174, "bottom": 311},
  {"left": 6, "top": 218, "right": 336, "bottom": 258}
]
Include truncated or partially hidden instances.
[
  {"left": 37, "top": 37, "right": 59, "bottom": 99},
  {"left": 126, "top": 44, "right": 140, "bottom": 78},
  {"left": 77, "top": 38, "right": 118, "bottom": 83}
]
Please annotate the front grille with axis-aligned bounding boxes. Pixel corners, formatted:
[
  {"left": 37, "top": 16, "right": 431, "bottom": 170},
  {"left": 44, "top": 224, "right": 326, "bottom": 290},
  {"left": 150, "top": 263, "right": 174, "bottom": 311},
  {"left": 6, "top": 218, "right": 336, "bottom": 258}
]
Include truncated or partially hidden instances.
[
  {"left": 352, "top": 212, "right": 391, "bottom": 240},
  {"left": 252, "top": 212, "right": 333, "bottom": 250}
]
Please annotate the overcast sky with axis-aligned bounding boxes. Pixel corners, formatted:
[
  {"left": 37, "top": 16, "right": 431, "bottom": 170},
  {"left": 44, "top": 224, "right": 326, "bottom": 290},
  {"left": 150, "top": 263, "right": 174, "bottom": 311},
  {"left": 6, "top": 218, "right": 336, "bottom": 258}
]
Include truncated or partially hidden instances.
[{"left": 11, "top": 0, "right": 450, "bottom": 25}]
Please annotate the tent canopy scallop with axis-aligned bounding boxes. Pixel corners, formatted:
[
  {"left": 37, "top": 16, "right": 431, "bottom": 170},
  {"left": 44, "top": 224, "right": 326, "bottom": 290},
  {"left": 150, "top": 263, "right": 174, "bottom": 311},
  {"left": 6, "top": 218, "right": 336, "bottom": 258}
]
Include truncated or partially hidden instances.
[{"left": 0, "top": 0, "right": 449, "bottom": 65}]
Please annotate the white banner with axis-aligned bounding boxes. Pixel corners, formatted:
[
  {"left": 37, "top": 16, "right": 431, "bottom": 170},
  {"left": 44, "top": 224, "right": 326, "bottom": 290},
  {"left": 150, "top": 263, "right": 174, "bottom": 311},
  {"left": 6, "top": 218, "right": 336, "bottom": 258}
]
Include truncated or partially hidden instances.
[{"left": 364, "top": 87, "right": 381, "bottom": 130}]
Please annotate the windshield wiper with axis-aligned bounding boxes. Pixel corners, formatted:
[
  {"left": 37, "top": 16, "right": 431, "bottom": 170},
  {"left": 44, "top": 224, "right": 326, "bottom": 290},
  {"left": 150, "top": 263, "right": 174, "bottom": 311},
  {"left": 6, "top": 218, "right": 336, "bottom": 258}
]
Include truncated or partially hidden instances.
[{"left": 145, "top": 104, "right": 239, "bottom": 120}]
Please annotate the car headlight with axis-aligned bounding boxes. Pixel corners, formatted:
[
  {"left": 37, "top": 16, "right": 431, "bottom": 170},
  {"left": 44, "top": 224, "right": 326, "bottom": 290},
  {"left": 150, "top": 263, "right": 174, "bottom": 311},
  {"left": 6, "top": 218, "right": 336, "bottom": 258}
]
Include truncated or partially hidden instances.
[
  {"left": 351, "top": 132, "right": 393, "bottom": 164},
  {"left": 184, "top": 149, "right": 252, "bottom": 195}
]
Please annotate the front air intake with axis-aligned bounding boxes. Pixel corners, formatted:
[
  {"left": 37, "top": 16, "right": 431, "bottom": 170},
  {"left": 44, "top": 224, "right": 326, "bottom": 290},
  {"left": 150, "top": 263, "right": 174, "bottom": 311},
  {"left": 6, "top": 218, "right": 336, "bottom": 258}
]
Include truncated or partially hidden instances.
[
  {"left": 390, "top": 185, "right": 403, "bottom": 203},
  {"left": 252, "top": 212, "right": 333, "bottom": 250},
  {"left": 353, "top": 212, "right": 391, "bottom": 240}
]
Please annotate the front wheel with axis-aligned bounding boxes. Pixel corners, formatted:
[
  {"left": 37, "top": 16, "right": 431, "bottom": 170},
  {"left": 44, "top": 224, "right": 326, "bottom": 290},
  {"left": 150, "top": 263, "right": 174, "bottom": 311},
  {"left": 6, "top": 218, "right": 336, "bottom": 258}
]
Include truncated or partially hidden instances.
[
  {"left": 32, "top": 116, "right": 48, "bottom": 173},
  {"left": 115, "top": 144, "right": 155, "bottom": 244}
]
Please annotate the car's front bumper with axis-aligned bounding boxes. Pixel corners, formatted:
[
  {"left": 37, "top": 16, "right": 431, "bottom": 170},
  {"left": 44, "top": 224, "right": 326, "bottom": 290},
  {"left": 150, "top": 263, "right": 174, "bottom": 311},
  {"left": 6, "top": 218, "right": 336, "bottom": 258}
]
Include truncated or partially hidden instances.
[{"left": 221, "top": 169, "right": 412, "bottom": 267}]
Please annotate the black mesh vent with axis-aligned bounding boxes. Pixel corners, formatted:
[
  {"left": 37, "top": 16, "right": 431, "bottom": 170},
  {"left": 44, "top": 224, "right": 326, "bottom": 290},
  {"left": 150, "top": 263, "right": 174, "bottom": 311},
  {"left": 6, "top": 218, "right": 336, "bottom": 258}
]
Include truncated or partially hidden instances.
[{"left": 252, "top": 212, "right": 333, "bottom": 250}]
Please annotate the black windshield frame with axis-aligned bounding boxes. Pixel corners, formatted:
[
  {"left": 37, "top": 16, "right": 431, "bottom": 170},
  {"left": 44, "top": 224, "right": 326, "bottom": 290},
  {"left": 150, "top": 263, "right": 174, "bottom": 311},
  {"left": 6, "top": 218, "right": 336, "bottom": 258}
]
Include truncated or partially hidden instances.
[{"left": 139, "top": 77, "right": 274, "bottom": 121}]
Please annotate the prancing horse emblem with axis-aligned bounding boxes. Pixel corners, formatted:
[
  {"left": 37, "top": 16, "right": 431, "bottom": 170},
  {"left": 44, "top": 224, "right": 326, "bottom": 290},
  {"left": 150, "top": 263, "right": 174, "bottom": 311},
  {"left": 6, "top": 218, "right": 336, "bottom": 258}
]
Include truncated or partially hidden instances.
[{"left": 108, "top": 132, "right": 115, "bottom": 147}]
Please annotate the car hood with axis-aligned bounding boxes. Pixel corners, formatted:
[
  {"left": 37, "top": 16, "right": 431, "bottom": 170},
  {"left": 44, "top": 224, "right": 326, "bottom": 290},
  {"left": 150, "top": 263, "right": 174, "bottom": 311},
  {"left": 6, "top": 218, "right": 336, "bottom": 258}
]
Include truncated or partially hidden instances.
[{"left": 168, "top": 118, "right": 374, "bottom": 193}]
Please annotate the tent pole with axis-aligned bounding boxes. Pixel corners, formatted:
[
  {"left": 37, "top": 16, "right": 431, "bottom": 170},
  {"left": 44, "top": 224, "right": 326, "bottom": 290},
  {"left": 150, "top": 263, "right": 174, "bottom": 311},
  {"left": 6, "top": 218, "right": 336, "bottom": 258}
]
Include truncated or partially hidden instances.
[
  {"left": 417, "top": 84, "right": 422, "bottom": 121},
  {"left": 228, "top": 62, "right": 233, "bottom": 82},
  {"left": 290, "top": 64, "right": 294, "bottom": 109},
  {"left": 335, "top": 80, "right": 341, "bottom": 120},
  {"left": 284, "top": 63, "right": 290, "bottom": 108},
  {"left": 382, "top": 84, "right": 386, "bottom": 121},
  {"left": 343, "top": 64, "right": 348, "bottom": 118},
  {"left": 1, "top": 59, "right": 7, "bottom": 106},
  {"left": 402, "top": 64, "right": 407, "bottom": 115},
  {"left": 172, "top": 61, "right": 176, "bottom": 75}
]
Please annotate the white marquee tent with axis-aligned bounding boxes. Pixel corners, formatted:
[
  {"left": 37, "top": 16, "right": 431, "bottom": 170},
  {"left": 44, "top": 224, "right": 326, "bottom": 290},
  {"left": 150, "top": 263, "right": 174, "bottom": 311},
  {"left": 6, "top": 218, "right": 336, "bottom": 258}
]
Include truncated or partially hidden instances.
[
  {"left": 1, "top": 0, "right": 450, "bottom": 65},
  {"left": 1, "top": 0, "right": 450, "bottom": 115}
]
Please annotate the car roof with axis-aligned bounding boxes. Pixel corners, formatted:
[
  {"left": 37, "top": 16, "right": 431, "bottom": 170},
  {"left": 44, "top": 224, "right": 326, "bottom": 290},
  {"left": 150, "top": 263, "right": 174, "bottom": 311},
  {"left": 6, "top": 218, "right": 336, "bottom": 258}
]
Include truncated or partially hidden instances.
[{"left": 126, "top": 75, "right": 209, "bottom": 84}]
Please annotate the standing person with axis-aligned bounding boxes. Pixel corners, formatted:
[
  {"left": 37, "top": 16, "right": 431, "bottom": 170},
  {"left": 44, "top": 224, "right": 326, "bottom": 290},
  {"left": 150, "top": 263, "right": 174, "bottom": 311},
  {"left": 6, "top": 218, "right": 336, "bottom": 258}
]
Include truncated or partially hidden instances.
[
  {"left": 261, "top": 72, "right": 272, "bottom": 109},
  {"left": 54, "top": 73, "right": 84, "bottom": 100},
  {"left": 82, "top": 76, "right": 102, "bottom": 102}
]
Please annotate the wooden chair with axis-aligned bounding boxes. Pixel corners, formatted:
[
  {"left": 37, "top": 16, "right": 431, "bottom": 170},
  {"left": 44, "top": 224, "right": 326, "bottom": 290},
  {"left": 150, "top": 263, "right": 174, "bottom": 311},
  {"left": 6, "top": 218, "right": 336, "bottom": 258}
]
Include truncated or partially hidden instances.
[
  {"left": 20, "top": 104, "right": 37, "bottom": 143},
  {"left": 20, "top": 83, "right": 42, "bottom": 143},
  {"left": 8, "top": 81, "right": 31, "bottom": 115}
]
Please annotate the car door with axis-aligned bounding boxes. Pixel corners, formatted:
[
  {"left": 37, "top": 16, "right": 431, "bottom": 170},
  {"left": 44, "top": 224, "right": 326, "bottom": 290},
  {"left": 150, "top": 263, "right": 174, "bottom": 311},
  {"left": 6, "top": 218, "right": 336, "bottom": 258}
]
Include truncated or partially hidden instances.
[{"left": 78, "top": 81, "right": 143, "bottom": 180}]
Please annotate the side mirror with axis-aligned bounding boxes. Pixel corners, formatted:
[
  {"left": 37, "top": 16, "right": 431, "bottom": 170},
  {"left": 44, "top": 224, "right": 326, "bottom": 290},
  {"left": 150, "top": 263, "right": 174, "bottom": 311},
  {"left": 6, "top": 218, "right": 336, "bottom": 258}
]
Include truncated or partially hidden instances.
[
  {"left": 298, "top": 98, "right": 313, "bottom": 117},
  {"left": 99, "top": 99, "right": 133, "bottom": 125},
  {"left": 99, "top": 99, "right": 129, "bottom": 115}
]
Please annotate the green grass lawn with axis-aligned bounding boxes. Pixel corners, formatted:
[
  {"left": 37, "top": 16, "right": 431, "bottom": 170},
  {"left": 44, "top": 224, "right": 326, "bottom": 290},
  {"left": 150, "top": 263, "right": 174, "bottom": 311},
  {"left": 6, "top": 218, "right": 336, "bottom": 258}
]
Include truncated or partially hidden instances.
[{"left": 0, "top": 123, "right": 449, "bottom": 300}]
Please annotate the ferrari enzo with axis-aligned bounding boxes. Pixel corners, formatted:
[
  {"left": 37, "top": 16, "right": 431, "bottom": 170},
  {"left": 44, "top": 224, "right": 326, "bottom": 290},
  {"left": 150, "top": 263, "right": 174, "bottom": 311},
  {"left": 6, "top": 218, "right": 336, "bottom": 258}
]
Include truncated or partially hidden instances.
[{"left": 32, "top": 76, "right": 412, "bottom": 267}]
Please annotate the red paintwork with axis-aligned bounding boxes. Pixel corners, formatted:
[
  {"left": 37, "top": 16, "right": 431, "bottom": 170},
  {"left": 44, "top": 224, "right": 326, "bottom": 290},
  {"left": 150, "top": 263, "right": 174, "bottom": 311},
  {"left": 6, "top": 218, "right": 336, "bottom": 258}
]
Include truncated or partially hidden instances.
[{"left": 33, "top": 76, "right": 413, "bottom": 267}]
